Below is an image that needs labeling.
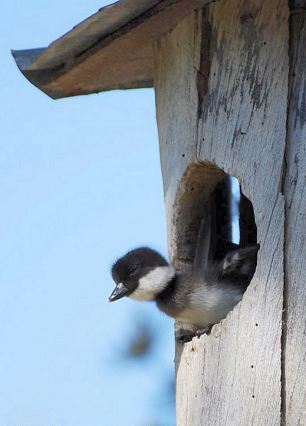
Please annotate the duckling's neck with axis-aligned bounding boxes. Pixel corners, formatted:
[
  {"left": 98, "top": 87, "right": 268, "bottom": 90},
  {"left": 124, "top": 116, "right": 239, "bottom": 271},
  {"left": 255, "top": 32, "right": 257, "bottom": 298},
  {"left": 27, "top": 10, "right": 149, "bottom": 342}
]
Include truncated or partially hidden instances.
[{"left": 129, "top": 266, "right": 176, "bottom": 301}]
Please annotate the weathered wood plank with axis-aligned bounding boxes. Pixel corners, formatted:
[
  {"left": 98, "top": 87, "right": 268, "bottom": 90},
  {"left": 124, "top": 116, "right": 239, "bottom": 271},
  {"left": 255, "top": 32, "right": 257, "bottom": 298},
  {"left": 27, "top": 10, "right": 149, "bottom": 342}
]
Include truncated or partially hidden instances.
[
  {"left": 13, "top": 0, "right": 215, "bottom": 98},
  {"left": 154, "top": 11, "right": 207, "bottom": 267},
  {"left": 155, "top": 0, "right": 288, "bottom": 424},
  {"left": 283, "top": 6, "right": 306, "bottom": 425},
  {"left": 184, "top": 0, "right": 288, "bottom": 423}
]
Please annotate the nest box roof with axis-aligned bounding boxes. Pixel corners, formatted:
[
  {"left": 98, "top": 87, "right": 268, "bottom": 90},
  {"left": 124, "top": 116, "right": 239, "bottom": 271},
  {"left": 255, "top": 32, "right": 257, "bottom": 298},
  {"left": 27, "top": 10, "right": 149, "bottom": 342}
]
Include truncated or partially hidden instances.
[{"left": 12, "top": 0, "right": 208, "bottom": 99}]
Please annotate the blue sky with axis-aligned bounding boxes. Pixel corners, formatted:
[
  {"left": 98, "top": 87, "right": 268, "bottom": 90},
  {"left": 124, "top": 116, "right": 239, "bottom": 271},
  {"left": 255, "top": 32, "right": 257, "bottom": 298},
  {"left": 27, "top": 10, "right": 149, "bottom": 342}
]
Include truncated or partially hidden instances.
[{"left": 1, "top": 1, "right": 175, "bottom": 425}]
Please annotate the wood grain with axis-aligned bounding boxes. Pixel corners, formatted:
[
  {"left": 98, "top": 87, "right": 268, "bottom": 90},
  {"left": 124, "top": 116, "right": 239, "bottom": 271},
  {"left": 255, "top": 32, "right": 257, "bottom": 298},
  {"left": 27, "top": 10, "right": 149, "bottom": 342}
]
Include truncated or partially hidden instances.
[
  {"left": 155, "top": 0, "right": 289, "bottom": 424},
  {"left": 283, "top": 7, "right": 306, "bottom": 425},
  {"left": 14, "top": 0, "right": 215, "bottom": 98}
]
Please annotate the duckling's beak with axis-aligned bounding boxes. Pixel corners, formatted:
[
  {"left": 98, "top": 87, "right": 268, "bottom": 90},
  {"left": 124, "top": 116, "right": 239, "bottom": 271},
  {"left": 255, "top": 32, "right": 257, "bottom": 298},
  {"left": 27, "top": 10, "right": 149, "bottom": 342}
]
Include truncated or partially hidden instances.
[{"left": 109, "top": 282, "right": 130, "bottom": 302}]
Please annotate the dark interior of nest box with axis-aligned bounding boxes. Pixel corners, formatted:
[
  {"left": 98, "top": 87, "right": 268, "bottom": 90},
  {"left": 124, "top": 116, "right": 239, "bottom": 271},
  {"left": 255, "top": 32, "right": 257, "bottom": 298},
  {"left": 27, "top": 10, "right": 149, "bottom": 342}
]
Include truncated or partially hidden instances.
[{"left": 172, "top": 163, "right": 257, "bottom": 272}]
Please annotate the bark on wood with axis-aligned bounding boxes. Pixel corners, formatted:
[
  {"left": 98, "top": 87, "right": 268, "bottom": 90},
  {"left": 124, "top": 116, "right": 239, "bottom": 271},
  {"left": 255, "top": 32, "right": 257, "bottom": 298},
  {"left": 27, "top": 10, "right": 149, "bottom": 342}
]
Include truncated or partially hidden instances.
[
  {"left": 154, "top": 0, "right": 289, "bottom": 424},
  {"left": 283, "top": 6, "right": 306, "bottom": 425}
]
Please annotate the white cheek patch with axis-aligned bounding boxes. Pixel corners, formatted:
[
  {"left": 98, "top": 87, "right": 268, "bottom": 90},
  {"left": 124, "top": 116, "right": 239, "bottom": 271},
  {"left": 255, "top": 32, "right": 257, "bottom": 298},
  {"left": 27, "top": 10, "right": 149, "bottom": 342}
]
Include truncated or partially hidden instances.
[{"left": 129, "top": 266, "right": 175, "bottom": 301}]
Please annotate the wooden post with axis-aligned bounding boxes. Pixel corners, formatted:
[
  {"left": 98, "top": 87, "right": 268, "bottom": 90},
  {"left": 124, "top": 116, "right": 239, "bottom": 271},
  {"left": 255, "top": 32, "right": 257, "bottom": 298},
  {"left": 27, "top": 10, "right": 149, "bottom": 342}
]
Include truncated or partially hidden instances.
[
  {"left": 283, "top": 2, "right": 306, "bottom": 424},
  {"left": 154, "top": 0, "right": 294, "bottom": 424}
]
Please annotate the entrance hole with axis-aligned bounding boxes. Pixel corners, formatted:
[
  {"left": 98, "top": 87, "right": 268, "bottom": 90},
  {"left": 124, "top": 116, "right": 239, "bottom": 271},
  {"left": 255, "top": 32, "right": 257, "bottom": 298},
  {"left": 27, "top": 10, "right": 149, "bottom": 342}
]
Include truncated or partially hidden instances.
[{"left": 171, "top": 163, "right": 258, "bottom": 277}]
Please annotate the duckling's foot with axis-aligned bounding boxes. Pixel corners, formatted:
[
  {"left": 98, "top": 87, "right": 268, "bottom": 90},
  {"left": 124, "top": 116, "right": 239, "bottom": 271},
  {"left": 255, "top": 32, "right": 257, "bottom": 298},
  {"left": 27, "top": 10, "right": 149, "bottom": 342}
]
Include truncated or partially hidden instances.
[{"left": 194, "top": 325, "right": 213, "bottom": 337}]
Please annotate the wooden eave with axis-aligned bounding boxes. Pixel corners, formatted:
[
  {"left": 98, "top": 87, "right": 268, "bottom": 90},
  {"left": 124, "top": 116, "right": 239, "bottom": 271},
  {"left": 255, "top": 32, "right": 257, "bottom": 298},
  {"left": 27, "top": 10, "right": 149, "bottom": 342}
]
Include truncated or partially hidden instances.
[{"left": 12, "top": 0, "right": 211, "bottom": 99}]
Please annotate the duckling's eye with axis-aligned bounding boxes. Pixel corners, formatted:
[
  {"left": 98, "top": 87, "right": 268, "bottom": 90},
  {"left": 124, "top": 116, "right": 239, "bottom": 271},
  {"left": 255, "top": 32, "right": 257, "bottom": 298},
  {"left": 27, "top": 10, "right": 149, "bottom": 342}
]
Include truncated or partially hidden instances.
[{"left": 127, "top": 265, "right": 138, "bottom": 274}]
